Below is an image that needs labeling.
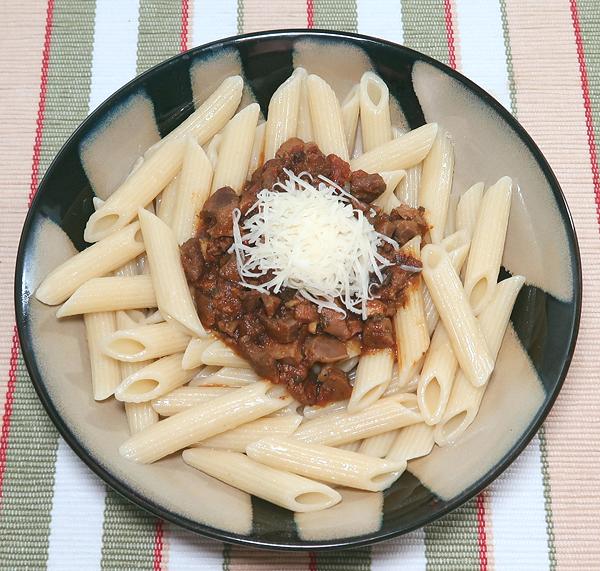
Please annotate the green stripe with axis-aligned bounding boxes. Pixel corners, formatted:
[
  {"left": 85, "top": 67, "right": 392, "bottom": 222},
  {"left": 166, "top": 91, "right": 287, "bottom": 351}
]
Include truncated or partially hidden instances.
[
  {"left": 400, "top": 0, "right": 451, "bottom": 64},
  {"left": 136, "top": 0, "right": 184, "bottom": 74},
  {"left": 399, "top": 1, "right": 480, "bottom": 568},
  {"left": 316, "top": 549, "right": 371, "bottom": 570},
  {"left": 0, "top": 1, "right": 96, "bottom": 567},
  {"left": 100, "top": 491, "right": 157, "bottom": 570},
  {"left": 313, "top": 0, "right": 358, "bottom": 33},
  {"left": 498, "top": 0, "right": 518, "bottom": 116}
]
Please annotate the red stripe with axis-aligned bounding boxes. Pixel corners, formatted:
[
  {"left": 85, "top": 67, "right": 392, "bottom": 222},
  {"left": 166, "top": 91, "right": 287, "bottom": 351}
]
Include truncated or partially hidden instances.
[
  {"left": 308, "top": 551, "right": 317, "bottom": 571},
  {"left": 0, "top": 0, "right": 55, "bottom": 509},
  {"left": 153, "top": 519, "right": 165, "bottom": 570},
  {"left": 443, "top": 0, "right": 457, "bottom": 70},
  {"left": 180, "top": 0, "right": 189, "bottom": 52},
  {"left": 476, "top": 493, "right": 488, "bottom": 571},
  {"left": 570, "top": 0, "right": 600, "bottom": 224},
  {"left": 306, "top": 0, "right": 314, "bottom": 29}
]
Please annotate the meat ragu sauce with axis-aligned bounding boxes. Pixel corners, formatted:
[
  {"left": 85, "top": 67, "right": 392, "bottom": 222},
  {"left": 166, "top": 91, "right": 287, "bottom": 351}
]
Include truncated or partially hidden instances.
[{"left": 181, "top": 139, "right": 428, "bottom": 406}]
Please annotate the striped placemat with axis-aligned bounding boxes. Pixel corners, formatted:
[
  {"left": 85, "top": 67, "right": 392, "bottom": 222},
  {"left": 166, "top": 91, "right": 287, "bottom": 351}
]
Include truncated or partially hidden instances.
[{"left": 0, "top": 0, "right": 598, "bottom": 569}]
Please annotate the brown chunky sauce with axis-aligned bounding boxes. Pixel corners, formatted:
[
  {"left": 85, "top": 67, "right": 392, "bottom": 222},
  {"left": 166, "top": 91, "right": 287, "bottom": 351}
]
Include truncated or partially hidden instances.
[{"left": 181, "top": 139, "right": 428, "bottom": 405}]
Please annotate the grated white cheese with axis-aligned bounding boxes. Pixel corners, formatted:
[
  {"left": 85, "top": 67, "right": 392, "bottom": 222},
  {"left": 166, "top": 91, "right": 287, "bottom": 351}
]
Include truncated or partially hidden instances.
[{"left": 230, "top": 169, "right": 398, "bottom": 318}]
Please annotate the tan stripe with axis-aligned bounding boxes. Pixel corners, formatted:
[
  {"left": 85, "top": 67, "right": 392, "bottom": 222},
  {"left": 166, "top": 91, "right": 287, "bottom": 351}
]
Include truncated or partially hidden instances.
[
  {"left": 0, "top": 1, "right": 47, "bottom": 407},
  {"left": 228, "top": 546, "right": 309, "bottom": 570},
  {"left": 240, "top": 0, "right": 307, "bottom": 33},
  {"left": 505, "top": 1, "right": 600, "bottom": 567}
]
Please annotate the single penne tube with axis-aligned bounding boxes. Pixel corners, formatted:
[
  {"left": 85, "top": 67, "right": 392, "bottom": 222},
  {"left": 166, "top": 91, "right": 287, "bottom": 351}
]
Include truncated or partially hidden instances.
[
  {"left": 187, "top": 365, "right": 222, "bottom": 386},
  {"left": 247, "top": 121, "right": 266, "bottom": 177},
  {"left": 119, "top": 382, "right": 290, "bottom": 463},
  {"left": 264, "top": 69, "right": 303, "bottom": 161},
  {"left": 84, "top": 311, "right": 121, "bottom": 401},
  {"left": 84, "top": 77, "right": 243, "bottom": 242},
  {"left": 421, "top": 244, "right": 494, "bottom": 387},
  {"left": 422, "top": 283, "right": 438, "bottom": 337},
  {"left": 372, "top": 170, "right": 406, "bottom": 212},
  {"left": 199, "top": 414, "right": 302, "bottom": 451},
  {"left": 386, "top": 423, "right": 434, "bottom": 461},
  {"left": 358, "top": 429, "right": 400, "bottom": 458},
  {"left": 341, "top": 85, "right": 360, "bottom": 155},
  {"left": 395, "top": 237, "right": 430, "bottom": 374},
  {"left": 36, "top": 222, "right": 144, "bottom": 305},
  {"left": 382, "top": 363, "right": 419, "bottom": 397},
  {"left": 56, "top": 275, "right": 156, "bottom": 318},
  {"left": 294, "top": 393, "right": 422, "bottom": 446},
  {"left": 302, "top": 399, "right": 348, "bottom": 420},
  {"left": 434, "top": 275, "right": 525, "bottom": 446},
  {"left": 116, "top": 311, "right": 153, "bottom": 378},
  {"left": 152, "top": 386, "right": 234, "bottom": 416},
  {"left": 456, "top": 181, "right": 485, "bottom": 239},
  {"left": 114, "top": 353, "right": 198, "bottom": 403},
  {"left": 359, "top": 71, "right": 392, "bottom": 152},
  {"left": 350, "top": 123, "right": 438, "bottom": 174},
  {"left": 171, "top": 138, "right": 213, "bottom": 244},
  {"left": 306, "top": 74, "right": 349, "bottom": 160},
  {"left": 125, "top": 402, "right": 159, "bottom": 435},
  {"left": 444, "top": 192, "right": 459, "bottom": 237},
  {"left": 201, "top": 338, "right": 251, "bottom": 368},
  {"left": 347, "top": 348, "right": 395, "bottom": 413},
  {"left": 138, "top": 209, "right": 206, "bottom": 337},
  {"left": 114, "top": 258, "right": 139, "bottom": 278},
  {"left": 157, "top": 176, "right": 179, "bottom": 227},
  {"left": 418, "top": 128, "right": 455, "bottom": 243},
  {"left": 212, "top": 103, "right": 260, "bottom": 193},
  {"left": 337, "top": 441, "right": 362, "bottom": 452},
  {"left": 247, "top": 437, "right": 406, "bottom": 492},
  {"left": 396, "top": 163, "right": 422, "bottom": 208},
  {"left": 296, "top": 68, "right": 313, "bottom": 143},
  {"left": 205, "top": 133, "right": 222, "bottom": 171},
  {"left": 337, "top": 356, "right": 359, "bottom": 373},
  {"left": 193, "top": 366, "right": 262, "bottom": 387},
  {"left": 182, "top": 448, "right": 341, "bottom": 512},
  {"left": 417, "top": 322, "right": 458, "bottom": 425},
  {"left": 102, "top": 321, "right": 191, "bottom": 362},
  {"left": 463, "top": 176, "right": 513, "bottom": 315},
  {"left": 143, "top": 309, "right": 165, "bottom": 325},
  {"left": 182, "top": 336, "right": 218, "bottom": 370}
]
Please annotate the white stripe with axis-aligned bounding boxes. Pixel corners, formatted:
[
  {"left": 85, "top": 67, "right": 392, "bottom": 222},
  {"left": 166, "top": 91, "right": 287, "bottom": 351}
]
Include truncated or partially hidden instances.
[
  {"left": 371, "top": 528, "right": 426, "bottom": 571},
  {"left": 164, "top": 524, "right": 223, "bottom": 569},
  {"left": 88, "top": 0, "right": 140, "bottom": 111},
  {"left": 357, "top": 0, "right": 404, "bottom": 45},
  {"left": 489, "top": 435, "right": 551, "bottom": 570},
  {"left": 46, "top": 439, "right": 106, "bottom": 571},
  {"left": 453, "top": 0, "right": 511, "bottom": 110},
  {"left": 192, "top": 0, "right": 238, "bottom": 47}
]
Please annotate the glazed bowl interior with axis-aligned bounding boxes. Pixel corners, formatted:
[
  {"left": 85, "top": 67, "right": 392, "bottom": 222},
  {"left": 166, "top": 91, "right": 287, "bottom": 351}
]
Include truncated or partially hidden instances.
[{"left": 16, "top": 30, "right": 581, "bottom": 550}]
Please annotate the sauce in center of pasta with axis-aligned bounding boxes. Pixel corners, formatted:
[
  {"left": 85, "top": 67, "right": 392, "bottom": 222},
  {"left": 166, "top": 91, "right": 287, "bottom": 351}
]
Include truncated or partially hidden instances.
[{"left": 181, "top": 139, "right": 428, "bottom": 405}]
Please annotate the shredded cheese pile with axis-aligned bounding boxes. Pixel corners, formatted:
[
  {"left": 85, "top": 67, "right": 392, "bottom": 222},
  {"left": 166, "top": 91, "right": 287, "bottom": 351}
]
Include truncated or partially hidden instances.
[{"left": 230, "top": 169, "right": 398, "bottom": 318}]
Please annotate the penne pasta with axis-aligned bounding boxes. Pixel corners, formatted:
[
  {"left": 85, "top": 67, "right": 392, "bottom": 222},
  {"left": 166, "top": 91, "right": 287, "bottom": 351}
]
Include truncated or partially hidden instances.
[
  {"left": 138, "top": 209, "right": 206, "bottom": 337},
  {"left": 151, "top": 386, "right": 234, "bottom": 416},
  {"left": 84, "top": 76, "right": 243, "bottom": 242},
  {"left": 125, "top": 402, "right": 159, "bottom": 435},
  {"left": 102, "top": 321, "right": 191, "bottom": 362},
  {"left": 456, "top": 181, "right": 485, "bottom": 239},
  {"left": 157, "top": 176, "right": 179, "bottom": 227},
  {"left": 187, "top": 365, "right": 222, "bottom": 387},
  {"left": 294, "top": 393, "right": 422, "bottom": 446},
  {"left": 119, "top": 382, "right": 291, "bottom": 463},
  {"left": 417, "top": 322, "right": 458, "bottom": 425},
  {"left": 171, "top": 137, "right": 213, "bottom": 244},
  {"left": 296, "top": 68, "right": 313, "bottom": 143},
  {"left": 143, "top": 309, "right": 164, "bottom": 325},
  {"left": 302, "top": 400, "right": 348, "bottom": 420},
  {"left": 463, "top": 177, "right": 513, "bottom": 315},
  {"left": 115, "top": 353, "right": 198, "bottom": 403},
  {"left": 84, "top": 311, "right": 121, "bottom": 401},
  {"left": 421, "top": 244, "right": 494, "bottom": 387},
  {"left": 396, "top": 162, "right": 422, "bottom": 208},
  {"left": 205, "top": 133, "right": 222, "bottom": 171},
  {"left": 192, "top": 366, "right": 262, "bottom": 387},
  {"left": 306, "top": 74, "right": 349, "bottom": 161},
  {"left": 434, "top": 275, "right": 525, "bottom": 446},
  {"left": 337, "top": 441, "right": 362, "bottom": 452},
  {"left": 247, "top": 437, "right": 406, "bottom": 492},
  {"left": 359, "top": 72, "right": 392, "bottom": 152},
  {"left": 212, "top": 103, "right": 260, "bottom": 193},
  {"left": 182, "top": 448, "right": 340, "bottom": 513},
  {"left": 347, "top": 348, "right": 394, "bottom": 413},
  {"left": 444, "top": 192, "right": 459, "bottom": 237},
  {"left": 372, "top": 170, "right": 406, "bottom": 212},
  {"left": 418, "top": 128, "right": 455, "bottom": 243},
  {"left": 382, "top": 364, "right": 419, "bottom": 397},
  {"left": 349, "top": 123, "right": 438, "bottom": 174},
  {"left": 247, "top": 121, "right": 266, "bottom": 177},
  {"left": 264, "top": 69, "right": 304, "bottom": 161},
  {"left": 56, "top": 275, "right": 156, "bottom": 318},
  {"left": 200, "top": 338, "right": 251, "bottom": 368},
  {"left": 182, "top": 336, "right": 218, "bottom": 370},
  {"left": 386, "top": 423, "right": 434, "bottom": 461},
  {"left": 36, "top": 222, "right": 144, "bottom": 305},
  {"left": 358, "top": 430, "right": 400, "bottom": 458},
  {"left": 199, "top": 414, "right": 302, "bottom": 451},
  {"left": 114, "top": 258, "right": 139, "bottom": 278}
]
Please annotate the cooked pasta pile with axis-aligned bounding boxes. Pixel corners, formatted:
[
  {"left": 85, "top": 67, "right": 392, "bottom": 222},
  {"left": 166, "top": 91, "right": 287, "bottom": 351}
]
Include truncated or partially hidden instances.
[{"left": 35, "top": 69, "right": 522, "bottom": 514}]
